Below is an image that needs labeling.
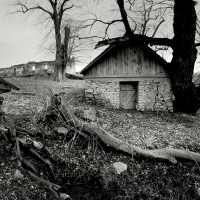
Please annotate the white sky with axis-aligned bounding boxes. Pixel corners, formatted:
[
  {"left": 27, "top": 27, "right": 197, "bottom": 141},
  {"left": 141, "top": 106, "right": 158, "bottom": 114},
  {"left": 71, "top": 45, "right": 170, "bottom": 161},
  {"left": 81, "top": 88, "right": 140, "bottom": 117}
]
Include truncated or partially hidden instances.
[{"left": 0, "top": 1, "right": 43, "bottom": 67}]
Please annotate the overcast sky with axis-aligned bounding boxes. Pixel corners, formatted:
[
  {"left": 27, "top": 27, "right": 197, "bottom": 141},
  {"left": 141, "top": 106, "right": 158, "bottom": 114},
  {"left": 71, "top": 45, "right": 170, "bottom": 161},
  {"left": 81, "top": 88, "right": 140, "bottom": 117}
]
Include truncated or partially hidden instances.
[
  {"left": 0, "top": 1, "right": 43, "bottom": 68},
  {"left": 0, "top": 0, "right": 107, "bottom": 71}
]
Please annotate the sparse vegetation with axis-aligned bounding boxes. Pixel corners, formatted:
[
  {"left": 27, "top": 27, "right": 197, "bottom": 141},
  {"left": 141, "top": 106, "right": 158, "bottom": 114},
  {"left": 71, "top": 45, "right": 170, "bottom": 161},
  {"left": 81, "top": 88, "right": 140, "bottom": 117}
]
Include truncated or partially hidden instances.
[{"left": 0, "top": 77, "right": 200, "bottom": 200}]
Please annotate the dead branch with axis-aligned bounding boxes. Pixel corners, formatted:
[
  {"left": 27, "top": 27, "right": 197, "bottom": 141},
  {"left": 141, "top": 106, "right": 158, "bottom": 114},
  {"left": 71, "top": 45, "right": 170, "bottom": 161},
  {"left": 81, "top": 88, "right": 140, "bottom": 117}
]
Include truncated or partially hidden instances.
[
  {"left": 95, "top": 35, "right": 172, "bottom": 49},
  {"left": 0, "top": 109, "right": 68, "bottom": 199},
  {"left": 16, "top": 138, "right": 37, "bottom": 173},
  {"left": 10, "top": 0, "right": 53, "bottom": 17},
  {"left": 28, "top": 171, "right": 70, "bottom": 200}
]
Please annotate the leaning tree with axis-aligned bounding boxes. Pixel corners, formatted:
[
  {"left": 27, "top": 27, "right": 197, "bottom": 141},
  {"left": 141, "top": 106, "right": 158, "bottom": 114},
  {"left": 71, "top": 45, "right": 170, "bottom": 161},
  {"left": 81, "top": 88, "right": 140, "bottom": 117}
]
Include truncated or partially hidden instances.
[
  {"left": 85, "top": 0, "right": 200, "bottom": 113},
  {"left": 11, "top": 0, "right": 74, "bottom": 82}
]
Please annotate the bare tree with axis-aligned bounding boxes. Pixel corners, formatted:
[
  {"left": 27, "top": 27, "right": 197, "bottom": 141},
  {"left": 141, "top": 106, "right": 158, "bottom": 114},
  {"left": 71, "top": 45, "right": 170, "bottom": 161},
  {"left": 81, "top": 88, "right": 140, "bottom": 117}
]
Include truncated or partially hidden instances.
[
  {"left": 10, "top": 0, "right": 74, "bottom": 82},
  {"left": 43, "top": 19, "right": 95, "bottom": 68}
]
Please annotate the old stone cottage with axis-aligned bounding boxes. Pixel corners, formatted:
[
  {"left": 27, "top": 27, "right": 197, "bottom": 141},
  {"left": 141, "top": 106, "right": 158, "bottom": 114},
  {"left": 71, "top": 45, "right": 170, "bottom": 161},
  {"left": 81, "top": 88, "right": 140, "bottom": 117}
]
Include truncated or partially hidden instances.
[{"left": 80, "top": 42, "right": 173, "bottom": 112}]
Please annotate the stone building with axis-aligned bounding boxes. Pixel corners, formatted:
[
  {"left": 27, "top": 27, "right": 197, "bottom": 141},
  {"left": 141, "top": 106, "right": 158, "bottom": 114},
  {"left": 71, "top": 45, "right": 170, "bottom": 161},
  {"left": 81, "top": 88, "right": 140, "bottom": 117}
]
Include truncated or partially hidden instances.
[
  {"left": 0, "top": 58, "right": 76, "bottom": 77},
  {"left": 80, "top": 41, "right": 173, "bottom": 112}
]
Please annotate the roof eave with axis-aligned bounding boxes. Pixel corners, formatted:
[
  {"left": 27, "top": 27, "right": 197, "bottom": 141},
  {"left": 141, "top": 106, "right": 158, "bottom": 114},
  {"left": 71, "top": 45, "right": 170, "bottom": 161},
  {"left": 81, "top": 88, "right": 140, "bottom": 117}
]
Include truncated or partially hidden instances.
[
  {"left": 80, "top": 45, "right": 116, "bottom": 74},
  {"left": 81, "top": 38, "right": 169, "bottom": 74}
]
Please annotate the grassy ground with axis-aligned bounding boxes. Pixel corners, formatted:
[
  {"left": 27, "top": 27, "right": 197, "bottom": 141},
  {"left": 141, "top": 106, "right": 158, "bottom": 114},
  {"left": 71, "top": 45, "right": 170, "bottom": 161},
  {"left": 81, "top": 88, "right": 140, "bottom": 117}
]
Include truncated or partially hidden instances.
[{"left": 0, "top": 77, "right": 200, "bottom": 200}]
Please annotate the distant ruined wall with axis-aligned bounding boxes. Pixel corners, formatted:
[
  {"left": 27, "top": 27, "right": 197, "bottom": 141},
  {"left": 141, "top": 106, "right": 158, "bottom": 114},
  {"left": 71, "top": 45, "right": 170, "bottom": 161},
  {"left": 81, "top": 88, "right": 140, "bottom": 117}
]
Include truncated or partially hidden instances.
[
  {"left": 0, "top": 59, "right": 76, "bottom": 77},
  {"left": 0, "top": 61, "right": 54, "bottom": 77},
  {"left": 26, "top": 61, "right": 55, "bottom": 74},
  {"left": 85, "top": 79, "right": 173, "bottom": 112}
]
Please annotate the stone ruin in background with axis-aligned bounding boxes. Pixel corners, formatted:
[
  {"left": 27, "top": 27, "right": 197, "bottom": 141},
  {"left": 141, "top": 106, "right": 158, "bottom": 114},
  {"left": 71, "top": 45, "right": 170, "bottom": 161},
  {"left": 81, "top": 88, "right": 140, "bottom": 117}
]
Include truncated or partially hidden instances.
[{"left": 0, "top": 58, "right": 76, "bottom": 78}]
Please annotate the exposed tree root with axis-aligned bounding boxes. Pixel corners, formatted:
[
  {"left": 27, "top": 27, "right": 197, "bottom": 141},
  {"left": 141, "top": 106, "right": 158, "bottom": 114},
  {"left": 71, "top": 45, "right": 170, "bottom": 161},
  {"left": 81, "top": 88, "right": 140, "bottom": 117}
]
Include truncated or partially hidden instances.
[{"left": 49, "top": 95, "right": 200, "bottom": 164}]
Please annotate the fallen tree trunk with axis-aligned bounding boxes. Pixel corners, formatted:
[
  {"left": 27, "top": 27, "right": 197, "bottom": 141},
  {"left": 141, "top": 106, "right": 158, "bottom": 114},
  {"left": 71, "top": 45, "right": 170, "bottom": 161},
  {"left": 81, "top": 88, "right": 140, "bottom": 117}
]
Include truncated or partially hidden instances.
[
  {"left": 28, "top": 171, "right": 70, "bottom": 200},
  {"left": 49, "top": 95, "right": 200, "bottom": 164}
]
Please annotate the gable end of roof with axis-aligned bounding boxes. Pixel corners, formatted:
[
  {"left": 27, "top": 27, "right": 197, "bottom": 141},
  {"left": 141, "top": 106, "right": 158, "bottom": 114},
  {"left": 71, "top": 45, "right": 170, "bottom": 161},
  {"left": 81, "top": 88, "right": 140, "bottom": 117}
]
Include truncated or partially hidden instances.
[{"left": 80, "top": 42, "right": 168, "bottom": 74}]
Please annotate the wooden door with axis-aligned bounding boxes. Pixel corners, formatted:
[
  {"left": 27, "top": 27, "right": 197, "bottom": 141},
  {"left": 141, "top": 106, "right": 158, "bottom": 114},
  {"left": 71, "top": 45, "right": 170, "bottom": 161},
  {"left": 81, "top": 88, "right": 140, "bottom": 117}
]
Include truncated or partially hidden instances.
[{"left": 120, "top": 82, "right": 137, "bottom": 109}]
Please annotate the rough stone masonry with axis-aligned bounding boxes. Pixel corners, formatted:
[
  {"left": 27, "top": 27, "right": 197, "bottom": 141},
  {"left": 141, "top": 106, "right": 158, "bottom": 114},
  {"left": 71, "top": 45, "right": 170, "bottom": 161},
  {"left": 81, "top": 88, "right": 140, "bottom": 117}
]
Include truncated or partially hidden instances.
[{"left": 85, "top": 79, "right": 173, "bottom": 112}]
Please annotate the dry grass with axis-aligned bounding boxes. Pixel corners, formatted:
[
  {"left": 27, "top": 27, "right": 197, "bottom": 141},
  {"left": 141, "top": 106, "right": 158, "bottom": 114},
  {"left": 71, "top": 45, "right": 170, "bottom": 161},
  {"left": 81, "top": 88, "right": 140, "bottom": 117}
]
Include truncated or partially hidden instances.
[{"left": 2, "top": 77, "right": 85, "bottom": 113}]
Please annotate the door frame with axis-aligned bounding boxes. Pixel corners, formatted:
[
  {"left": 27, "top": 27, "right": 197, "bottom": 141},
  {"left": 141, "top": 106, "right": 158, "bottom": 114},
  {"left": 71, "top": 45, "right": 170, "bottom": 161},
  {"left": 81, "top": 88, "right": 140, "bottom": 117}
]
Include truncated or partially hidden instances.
[{"left": 119, "top": 81, "right": 138, "bottom": 109}]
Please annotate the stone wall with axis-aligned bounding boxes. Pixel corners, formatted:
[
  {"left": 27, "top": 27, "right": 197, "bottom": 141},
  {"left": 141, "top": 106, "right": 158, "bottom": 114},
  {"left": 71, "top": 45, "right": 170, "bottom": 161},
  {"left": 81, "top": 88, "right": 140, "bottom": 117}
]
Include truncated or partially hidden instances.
[
  {"left": 137, "top": 79, "right": 173, "bottom": 112},
  {"left": 85, "top": 79, "right": 173, "bottom": 112},
  {"left": 0, "top": 58, "right": 76, "bottom": 77},
  {"left": 85, "top": 80, "right": 120, "bottom": 108}
]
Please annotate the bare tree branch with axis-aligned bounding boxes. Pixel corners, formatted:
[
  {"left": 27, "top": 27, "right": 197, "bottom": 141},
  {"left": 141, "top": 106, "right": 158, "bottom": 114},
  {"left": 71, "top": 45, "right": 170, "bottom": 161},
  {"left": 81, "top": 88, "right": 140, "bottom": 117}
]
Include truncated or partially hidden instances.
[
  {"left": 95, "top": 35, "right": 172, "bottom": 48},
  {"left": 48, "top": 0, "right": 54, "bottom": 7},
  {"left": 11, "top": 0, "right": 53, "bottom": 18},
  {"left": 151, "top": 19, "right": 165, "bottom": 37},
  {"left": 75, "top": 35, "right": 105, "bottom": 40},
  {"left": 58, "top": 0, "right": 73, "bottom": 25},
  {"left": 116, "top": 0, "right": 132, "bottom": 35},
  {"left": 123, "top": 0, "right": 173, "bottom": 36},
  {"left": 78, "top": 16, "right": 123, "bottom": 39}
]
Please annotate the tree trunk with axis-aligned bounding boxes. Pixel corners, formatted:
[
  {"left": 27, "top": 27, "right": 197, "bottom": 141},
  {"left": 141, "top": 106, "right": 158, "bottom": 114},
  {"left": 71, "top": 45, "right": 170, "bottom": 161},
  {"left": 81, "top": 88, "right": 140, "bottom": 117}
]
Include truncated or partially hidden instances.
[
  {"left": 170, "top": 0, "right": 197, "bottom": 113},
  {"left": 55, "top": 63, "right": 64, "bottom": 82},
  {"left": 114, "top": 0, "right": 199, "bottom": 114},
  {"left": 54, "top": 26, "right": 70, "bottom": 82},
  {"left": 54, "top": 25, "right": 63, "bottom": 82},
  {"left": 62, "top": 26, "right": 70, "bottom": 81}
]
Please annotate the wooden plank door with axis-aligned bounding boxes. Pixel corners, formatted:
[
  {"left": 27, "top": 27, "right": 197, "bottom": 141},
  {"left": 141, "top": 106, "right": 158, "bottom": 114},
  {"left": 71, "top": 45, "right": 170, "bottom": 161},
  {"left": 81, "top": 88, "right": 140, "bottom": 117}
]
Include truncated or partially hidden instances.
[{"left": 120, "top": 82, "right": 137, "bottom": 109}]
